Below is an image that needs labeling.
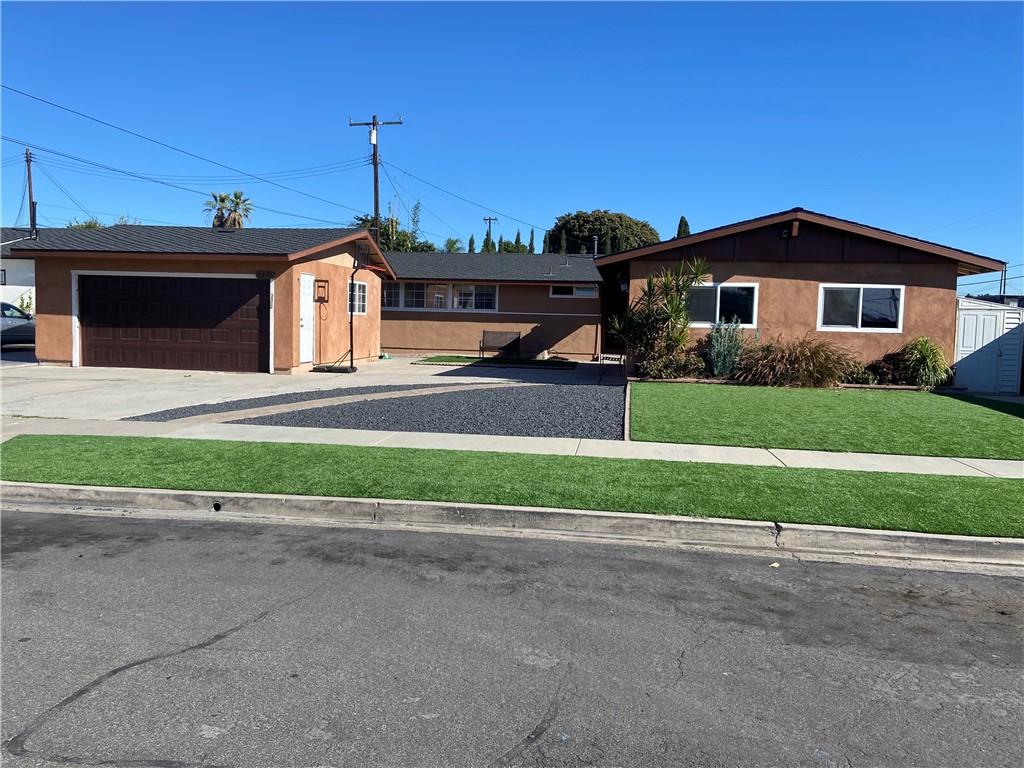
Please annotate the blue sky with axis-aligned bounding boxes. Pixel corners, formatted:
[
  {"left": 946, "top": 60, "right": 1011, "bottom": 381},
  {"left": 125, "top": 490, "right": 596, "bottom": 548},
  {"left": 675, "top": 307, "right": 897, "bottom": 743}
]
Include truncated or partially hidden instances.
[{"left": 2, "top": 1, "right": 1021, "bottom": 294}]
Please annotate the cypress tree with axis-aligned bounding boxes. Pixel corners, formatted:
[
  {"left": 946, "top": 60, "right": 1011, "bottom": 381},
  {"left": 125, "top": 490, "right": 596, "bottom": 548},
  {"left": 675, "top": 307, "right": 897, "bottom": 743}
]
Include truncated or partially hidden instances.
[
  {"left": 468, "top": 234, "right": 476, "bottom": 253},
  {"left": 497, "top": 235, "right": 505, "bottom": 253},
  {"left": 559, "top": 231, "right": 567, "bottom": 254},
  {"left": 542, "top": 232, "right": 550, "bottom": 254},
  {"left": 528, "top": 228, "right": 535, "bottom": 254},
  {"left": 604, "top": 227, "right": 613, "bottom": 255},
  {"left": 514, "top": 229, "right": 523, "bottom": 252},
  {"left": 676, "top": 215, "right": 691, "bottom": 238}
]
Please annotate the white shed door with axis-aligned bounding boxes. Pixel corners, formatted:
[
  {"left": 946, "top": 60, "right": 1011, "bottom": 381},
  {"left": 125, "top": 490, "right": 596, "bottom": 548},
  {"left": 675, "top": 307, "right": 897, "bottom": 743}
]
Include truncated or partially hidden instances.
[
  {"left": 955, "top": 310, "right": 1000, "bottom": 393},
  {"left": 299, "top": 273, "right": 315, "bottom": 364}
]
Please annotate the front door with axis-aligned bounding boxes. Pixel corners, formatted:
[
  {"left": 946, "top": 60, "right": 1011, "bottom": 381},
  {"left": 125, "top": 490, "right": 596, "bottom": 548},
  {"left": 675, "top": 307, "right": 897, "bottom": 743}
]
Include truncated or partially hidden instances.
[{"left": 299, "top": 273, "right": 315, "bottom": 364}]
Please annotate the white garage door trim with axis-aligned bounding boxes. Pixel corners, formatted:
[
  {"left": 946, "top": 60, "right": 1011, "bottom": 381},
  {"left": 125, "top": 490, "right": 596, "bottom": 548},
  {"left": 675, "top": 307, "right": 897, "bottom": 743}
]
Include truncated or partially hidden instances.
[{"left": 70, "top": 270, "right": 275, "bottom": 373}]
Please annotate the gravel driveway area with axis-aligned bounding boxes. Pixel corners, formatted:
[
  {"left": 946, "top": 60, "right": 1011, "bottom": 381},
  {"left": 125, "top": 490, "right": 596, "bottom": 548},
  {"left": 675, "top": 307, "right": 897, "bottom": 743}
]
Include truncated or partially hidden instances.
[
  {"left": 230, "top": 384, "right": 626, "bottom": 440},
  {"left": 125, "top": 384, "right": 455, "bottom": 422}
]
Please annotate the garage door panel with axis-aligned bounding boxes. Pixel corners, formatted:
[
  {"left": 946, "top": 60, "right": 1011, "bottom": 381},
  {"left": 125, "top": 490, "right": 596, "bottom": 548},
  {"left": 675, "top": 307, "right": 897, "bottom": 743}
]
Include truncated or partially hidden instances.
[{"left": 80, "top": 275, "right": 270, "bottom": 373}]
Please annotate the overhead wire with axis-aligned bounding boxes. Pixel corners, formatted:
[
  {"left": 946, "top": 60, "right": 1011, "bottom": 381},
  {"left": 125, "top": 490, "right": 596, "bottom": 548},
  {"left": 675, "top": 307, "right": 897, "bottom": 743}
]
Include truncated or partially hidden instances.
[
  {"left": 2, "top": 85, "right": 368, "bottom": 215},
  {"left": 35, "top": 162, "right": 98, "bottom": 220},
  {"left": 2, "top": 137, "right": 366, "bottom": 227},
  {"left": 916, "top": 200, "right": 1024, "bottom": 235},
  {"left": 379, "top": 162, "right": 453, "bottom": 243}
]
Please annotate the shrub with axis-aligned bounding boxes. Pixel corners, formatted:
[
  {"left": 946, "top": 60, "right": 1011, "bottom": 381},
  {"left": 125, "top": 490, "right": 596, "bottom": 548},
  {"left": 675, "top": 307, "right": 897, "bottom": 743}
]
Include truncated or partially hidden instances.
[
  {"left": 706, "top": 316, "right": 746, "bottom": 377},
  {"left": 843, "top": 365, "right": 879, "bottom": 385},
  {"left": 866, "top": 354, "right": 903, "bottom": 385},
  {"left": 895, "top": 336, "right": 952, "bottom": 389},
  {"left": 735, "top": 336, "right": 860, "bottom": 388}
]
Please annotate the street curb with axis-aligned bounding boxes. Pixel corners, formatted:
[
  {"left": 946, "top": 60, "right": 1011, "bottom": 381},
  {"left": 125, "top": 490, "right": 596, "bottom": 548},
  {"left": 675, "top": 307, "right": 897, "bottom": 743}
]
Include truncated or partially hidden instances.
[{"left": 3, "top": 482, "right": 1022, "bottom": 568}]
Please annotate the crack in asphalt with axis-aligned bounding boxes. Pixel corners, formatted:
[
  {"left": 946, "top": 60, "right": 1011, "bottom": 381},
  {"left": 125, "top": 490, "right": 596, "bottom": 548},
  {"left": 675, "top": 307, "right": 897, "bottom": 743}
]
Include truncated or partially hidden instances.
[
  {"left": 4, "top": 587, "right": 323, "bottom": 767},
  {"left": 490, "top": 663, "right": 574, "bottom": 768}
]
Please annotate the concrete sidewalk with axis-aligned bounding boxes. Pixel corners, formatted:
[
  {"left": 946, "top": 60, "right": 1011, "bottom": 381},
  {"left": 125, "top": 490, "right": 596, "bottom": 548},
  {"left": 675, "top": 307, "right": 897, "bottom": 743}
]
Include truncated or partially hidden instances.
[{"left": 3, "top": 415, "right": 1021, "bottom": 478}]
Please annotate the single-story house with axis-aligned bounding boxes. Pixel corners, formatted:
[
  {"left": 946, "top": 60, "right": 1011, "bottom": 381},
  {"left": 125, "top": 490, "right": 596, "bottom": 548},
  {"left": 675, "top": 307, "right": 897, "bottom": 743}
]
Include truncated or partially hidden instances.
[
  {"left": 380, "top": 251, "right": 603, "bottom": 360},
  {"left": 595, "top": 207, "right": 1006, "bottom": 362},
  {"left": 10, "top": 225, "right": 392, "bottom": 374}
]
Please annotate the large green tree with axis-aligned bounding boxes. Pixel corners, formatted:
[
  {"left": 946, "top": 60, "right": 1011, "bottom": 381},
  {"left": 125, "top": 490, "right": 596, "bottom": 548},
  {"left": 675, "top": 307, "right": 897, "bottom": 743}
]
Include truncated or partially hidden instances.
[
  {"left": 676, "top": 215, "right": 691, "bottom": 238},
  {"left": 546, "top": 210, "right": 660, "bottom": 255}
]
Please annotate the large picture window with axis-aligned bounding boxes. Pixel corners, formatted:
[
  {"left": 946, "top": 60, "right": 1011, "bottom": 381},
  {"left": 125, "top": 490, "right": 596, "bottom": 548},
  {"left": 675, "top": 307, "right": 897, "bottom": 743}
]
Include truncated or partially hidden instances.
[
  {"left": 380, "top": 282, "right": 499, "bottom": 312},
  {"left": 688, "top": 284, "right": 758, "bottom": 326},
  {"left": 818, "top": 284, "right": 903, "bottom": 332}
]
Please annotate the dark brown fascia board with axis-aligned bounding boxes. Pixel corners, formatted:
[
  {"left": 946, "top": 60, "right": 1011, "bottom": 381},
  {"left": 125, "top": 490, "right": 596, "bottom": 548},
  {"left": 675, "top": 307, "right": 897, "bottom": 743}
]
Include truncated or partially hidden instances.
[
  {"left": 21, "top": 250, "right": 291, "bottom": 261},
  {"left": 288, "top": 231, "right": 397, "bottom": 279},
  {"left": 594, "top": 210, "right": 1005, "bottom": 275}
]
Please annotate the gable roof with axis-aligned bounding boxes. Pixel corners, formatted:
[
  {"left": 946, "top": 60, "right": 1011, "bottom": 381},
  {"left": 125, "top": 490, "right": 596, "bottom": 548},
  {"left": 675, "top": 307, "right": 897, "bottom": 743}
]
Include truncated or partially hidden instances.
[
  {"left": 4, "top": 225, "right": 365, "bottom": 256},
  {"left": 594, "top": 208, "right": 1006, "bottom": 277},
  {"left": 383, "top": 251, "right": 601, "bottom": 283}
]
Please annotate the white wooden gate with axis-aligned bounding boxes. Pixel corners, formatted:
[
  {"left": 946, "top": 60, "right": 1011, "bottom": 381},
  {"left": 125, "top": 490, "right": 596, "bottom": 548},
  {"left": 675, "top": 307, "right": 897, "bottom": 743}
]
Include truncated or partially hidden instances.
[{"left": 954, "top": 298, "right": 1023, "bottom": 394}]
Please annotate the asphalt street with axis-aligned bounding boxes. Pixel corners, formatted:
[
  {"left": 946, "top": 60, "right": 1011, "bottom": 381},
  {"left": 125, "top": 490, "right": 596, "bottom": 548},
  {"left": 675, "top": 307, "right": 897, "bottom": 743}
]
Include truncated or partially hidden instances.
[{"left": 1, "top": 510, "right": 1021, "bottom": 768}]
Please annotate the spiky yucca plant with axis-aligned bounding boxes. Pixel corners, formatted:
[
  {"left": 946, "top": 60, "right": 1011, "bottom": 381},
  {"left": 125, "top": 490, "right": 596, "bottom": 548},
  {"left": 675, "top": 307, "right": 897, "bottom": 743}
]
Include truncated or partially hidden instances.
[{"left": 896, "top": 337, "right": 951, "bottom": 390}]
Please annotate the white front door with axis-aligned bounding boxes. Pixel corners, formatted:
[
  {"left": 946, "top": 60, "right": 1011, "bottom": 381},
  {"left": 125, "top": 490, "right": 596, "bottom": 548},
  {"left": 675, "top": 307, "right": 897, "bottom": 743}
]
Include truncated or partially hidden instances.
[
  {"left": 299, "top": 273, "right": 315, "bottom": 364},
  {"left": 955, "top": 310, "right": 1000, "bottom": 393}
]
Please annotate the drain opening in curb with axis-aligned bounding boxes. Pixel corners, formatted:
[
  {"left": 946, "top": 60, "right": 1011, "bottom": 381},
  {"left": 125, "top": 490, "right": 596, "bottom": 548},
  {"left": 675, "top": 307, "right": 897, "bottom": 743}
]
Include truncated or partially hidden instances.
[{"left": 212, "top": 501, "right": 222, "bottom": 512}]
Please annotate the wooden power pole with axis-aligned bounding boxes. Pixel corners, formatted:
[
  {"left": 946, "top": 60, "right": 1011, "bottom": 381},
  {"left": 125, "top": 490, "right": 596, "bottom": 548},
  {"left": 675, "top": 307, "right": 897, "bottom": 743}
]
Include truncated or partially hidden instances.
[{"left": 348, "top": 115, "right": 403, "bottom": 245}]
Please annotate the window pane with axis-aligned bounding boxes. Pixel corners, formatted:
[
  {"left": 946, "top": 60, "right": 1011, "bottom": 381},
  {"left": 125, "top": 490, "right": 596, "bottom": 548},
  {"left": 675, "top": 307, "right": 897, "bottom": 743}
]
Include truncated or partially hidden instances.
[
  {"left": 575, "top": 285, "right": 597, "bottom": 298},
  {"left": 822, "top": 287, "right": 860, "bottom": 327},
  {"left": 861, "top": 288, "right": 900, "bottom": 329},
  {"left": 551, "top": 285, "right": 573, "bottom": 296},
  {"left": 453, "top": 285, "right": 474, "bottom": 309},
  {"left": 358, "top": 284, "right": 367, "bottom": 313},
  {"left": 475, "top": 285, "right": 497, "bottom": 310},
  {"left": 382, "top": 282, "right": 400, "bottom": 308},
  {"left": 404, "top": 283, "right": 425, "bottom": 308},
  {"left": 425, "top": 283, "right": 448, "bottom": 310},
  {"left": 689, "top": 287, "right": 716, "bottom": 323},
  {"left": 718, "top": 286, "right": 755, "bottom": 324}
]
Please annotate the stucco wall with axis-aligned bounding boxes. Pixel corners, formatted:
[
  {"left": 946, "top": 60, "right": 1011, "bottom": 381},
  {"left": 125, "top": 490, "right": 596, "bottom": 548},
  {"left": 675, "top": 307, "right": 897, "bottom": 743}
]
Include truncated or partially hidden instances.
[
  {"left": 381, "top": 283, "right": 601, "bottom": 359},
  {"left": 628, "top": 258, "right": 958, "bottom": 362},
  {"left": 32, "top": 248, "right": 382, "bottom": 372}
]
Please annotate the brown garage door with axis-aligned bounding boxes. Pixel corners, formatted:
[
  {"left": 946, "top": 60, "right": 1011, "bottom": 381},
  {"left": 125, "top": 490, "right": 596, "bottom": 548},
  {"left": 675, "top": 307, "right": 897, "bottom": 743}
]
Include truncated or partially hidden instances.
[{"left": 79, "top": 275, "right": 271, "bottom": 373}]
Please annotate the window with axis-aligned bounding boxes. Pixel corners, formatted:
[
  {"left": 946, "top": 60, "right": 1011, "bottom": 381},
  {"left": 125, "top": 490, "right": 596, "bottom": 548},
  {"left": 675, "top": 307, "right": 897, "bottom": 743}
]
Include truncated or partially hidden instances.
[
  {"left": 550, "top": 284, "right": 598, "bottom": 298},
  {"left": 689, "top": 284, "right": 758, "bottom": 326},
  {"left": 382, "top": 281, "right": 400, "bottom": 308},
  {"left": 348, "top": 281, "right": 367, "bottom": 315},
  {"left": 384, "top": 282, "right": 499, "bottom": 311},
  {"left": 818, "top": 284, "right": 903, "bottom": 332}
]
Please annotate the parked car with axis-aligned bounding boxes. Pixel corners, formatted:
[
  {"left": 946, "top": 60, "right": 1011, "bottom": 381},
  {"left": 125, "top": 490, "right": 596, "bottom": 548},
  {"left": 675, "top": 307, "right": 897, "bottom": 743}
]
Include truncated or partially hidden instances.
[{"left": 1, "top": 302, "right": 35, "bottom": 346}]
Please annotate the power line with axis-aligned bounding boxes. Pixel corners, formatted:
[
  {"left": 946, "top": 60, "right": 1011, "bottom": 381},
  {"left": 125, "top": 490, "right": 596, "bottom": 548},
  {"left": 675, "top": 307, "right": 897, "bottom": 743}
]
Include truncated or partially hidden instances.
[
  {"left": 34, "top": 162, "right": 97, "bottom": 220},
  {"left": 958, "top": 271, "right": 1023, "bottom": 287},
  {"left": 381, "top": 164, "right": 462, "bottom": 238},
  {"left": 2, "top": 137, "right": 363, "bottom": 227},
  {"left": 931, "top": 212, "right": 1023, "bottom": 239},
  {"left": 378, "top": 163, "right": 452, "bottom": 243},
  {"left": 2, "top": 84, "right": 368, "bottom": 215},
  {"left": 916, "top": 200, "right": 1023, "bottom": 235}
]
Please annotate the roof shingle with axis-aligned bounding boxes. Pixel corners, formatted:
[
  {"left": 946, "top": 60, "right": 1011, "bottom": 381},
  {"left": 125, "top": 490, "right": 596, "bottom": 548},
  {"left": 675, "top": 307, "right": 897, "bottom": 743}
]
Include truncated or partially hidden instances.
[{"left": 383, "top": 251, "right": 601, "bottom": 283}]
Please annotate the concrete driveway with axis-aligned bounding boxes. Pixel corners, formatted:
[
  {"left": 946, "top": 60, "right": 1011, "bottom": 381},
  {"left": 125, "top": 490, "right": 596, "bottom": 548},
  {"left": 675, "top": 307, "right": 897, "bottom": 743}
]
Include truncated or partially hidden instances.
[{"left": 0, "top": 358, "right": 622, "bottom": 421}]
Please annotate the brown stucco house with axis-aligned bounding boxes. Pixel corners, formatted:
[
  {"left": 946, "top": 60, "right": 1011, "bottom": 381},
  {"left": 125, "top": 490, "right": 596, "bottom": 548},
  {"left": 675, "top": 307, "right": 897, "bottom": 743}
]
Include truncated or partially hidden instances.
[
  {"left": 12, "top": 226, "right": 392, "bottom": 374},
  {"left": 595, "top": 208, "right": 1006, "bottom": 362},
  {"left": 380, "top": 251, "right": 603, "bottom": 360}
]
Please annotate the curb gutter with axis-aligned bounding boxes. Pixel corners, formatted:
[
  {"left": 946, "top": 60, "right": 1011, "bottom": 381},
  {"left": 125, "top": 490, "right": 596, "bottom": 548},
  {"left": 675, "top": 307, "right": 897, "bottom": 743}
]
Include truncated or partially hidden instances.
[{"left": 2, "top": 482, "right": 1022, "bottom": 568}]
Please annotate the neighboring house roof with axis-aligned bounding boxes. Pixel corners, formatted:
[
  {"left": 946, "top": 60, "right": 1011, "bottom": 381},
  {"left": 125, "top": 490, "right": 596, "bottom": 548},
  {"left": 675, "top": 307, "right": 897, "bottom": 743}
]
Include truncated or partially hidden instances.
[
  {"left": 383, "top": 251, "right": 601, "bottom": 284},
  {"left": 5, "top": 225, "right": 365, "bottom": 256},
  {"left": 2, "top": 227, "right": 51, "bottom": 257},
  {"left": 594, "top": 207, "right": 1006, "bottom": 277}
]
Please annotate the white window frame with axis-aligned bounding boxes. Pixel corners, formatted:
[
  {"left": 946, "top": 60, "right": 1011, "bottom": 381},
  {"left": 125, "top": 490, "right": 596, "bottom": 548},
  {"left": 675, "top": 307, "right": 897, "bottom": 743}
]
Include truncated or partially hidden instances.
[
  {"left": 689, "top": 282, "right": 759, "bottom": 328},
  {"left": 384, "top": 282, "right": 500, "bottom": 313},
  {"left": 549, "top": 284, "right": 598, "bottom": 299},
  {"left": 348, "top": 280, "right": 368, "bottom": 316},
  {"left": 817, "top": 283, "right": 905, "bottom": 334}
]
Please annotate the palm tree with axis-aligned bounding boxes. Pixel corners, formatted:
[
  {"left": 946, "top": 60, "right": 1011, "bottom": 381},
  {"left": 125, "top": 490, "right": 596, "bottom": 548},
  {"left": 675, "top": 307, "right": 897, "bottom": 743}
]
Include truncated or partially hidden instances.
[
  {"left": 203, "top": 192, "right": 230, "bottom": 228},
  {"left": 444, "top": 237, "right": 464, "bottom": 253},
  {"left": 223, "top": 190, "right": 253, "bottom": 228}
]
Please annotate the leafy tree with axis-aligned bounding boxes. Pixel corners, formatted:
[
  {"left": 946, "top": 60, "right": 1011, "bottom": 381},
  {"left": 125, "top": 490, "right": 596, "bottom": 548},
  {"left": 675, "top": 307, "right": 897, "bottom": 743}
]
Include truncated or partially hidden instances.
[
  {"left": 468, "top": 234, "right": 476, "bottom": 253},
  {"left": 351, "top": 201, "right": 437, "bottom": 252},
  {"left": 222, "top": 190, "right": 253, "bottom": 228},
  {"left": 113, "top": 215, "right": 141, "bottom": 225},
  {"left": 547, "top": 210, "right": 660, "bottom": 255},
  {"left": 604, "top": 228, "right": 612, "bottom": 255},
  {"left": 676, "top": 215, "right": 691, "bottom": 238},
  {"left": 558, "top": 231, "right": 567, "bottom": 254},
  {"left": 608, "top": 258, "right": 710, "bottom": 379},
  {"left": 67, "top": 218, "right": 104, "bottom": 229},
  {"left": 444, "top": 237, "right": 464, "bottom": 253},
  {"left": 542, "top": 232, "right": 550, "bottom": 254},
  {"left": 528, "top": 228, "right": 535, "bottom": 254}
]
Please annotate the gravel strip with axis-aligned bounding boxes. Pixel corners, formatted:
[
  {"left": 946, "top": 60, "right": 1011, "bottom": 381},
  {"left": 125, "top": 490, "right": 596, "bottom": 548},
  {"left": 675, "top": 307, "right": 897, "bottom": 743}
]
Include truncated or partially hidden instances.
[
  {"left": 126, "top": 383, "right": 457, "bottom": 422},
  {"left": 229, "top": 384, "right": 626, "bottom": 440}
]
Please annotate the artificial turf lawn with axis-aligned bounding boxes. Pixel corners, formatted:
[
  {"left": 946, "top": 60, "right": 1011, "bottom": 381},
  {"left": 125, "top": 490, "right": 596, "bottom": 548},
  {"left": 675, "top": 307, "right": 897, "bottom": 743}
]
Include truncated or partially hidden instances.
[
  {"left": 416, "top": 355, "right": 576, "bottom": 369},
  {"left": 2, "top": 435, "right": 1021, "bottom": 538},
  {"left": 630, "top": 384, "right": 1024, "bottom": 460}
]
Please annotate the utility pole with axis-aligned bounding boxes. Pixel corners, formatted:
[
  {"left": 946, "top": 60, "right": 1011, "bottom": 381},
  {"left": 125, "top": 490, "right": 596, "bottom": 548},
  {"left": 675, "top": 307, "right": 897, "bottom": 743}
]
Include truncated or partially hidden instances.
[
  {"left": 483, "top": 217, "right": 498, "bottom": 251},
  {"left": 348, "top": 114, "right": 403, "bottom": 245},
  {"left": 25, "top": 149, "right": 37, "bottom": 236}
]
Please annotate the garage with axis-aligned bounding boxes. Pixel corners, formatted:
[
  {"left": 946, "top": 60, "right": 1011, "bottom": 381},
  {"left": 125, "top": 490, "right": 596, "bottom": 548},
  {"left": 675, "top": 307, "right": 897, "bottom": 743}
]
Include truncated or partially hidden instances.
[{"left": 78, "top": 274, "right": 271, "bottom": 373}]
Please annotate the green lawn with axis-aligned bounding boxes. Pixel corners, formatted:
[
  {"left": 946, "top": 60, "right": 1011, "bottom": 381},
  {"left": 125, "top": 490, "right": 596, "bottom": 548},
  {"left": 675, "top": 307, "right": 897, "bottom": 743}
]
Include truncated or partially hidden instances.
[
  {"left": 416, "top": 355, "right": 576, "bottom": 369},
  {"left": 2, "top": 435, "right": 1022, "bottom": 538},
  {"left": 631, "top": 384, "right": 1024, "bottom": 460}
]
